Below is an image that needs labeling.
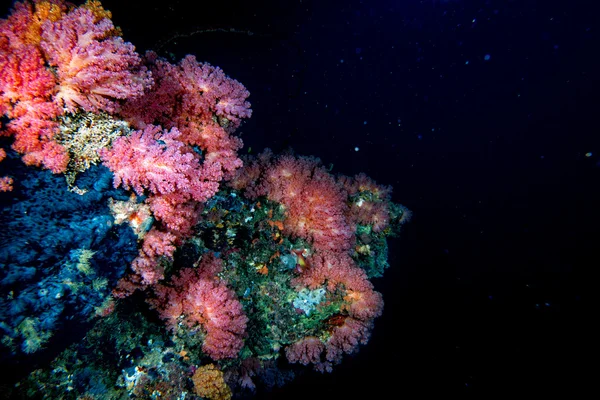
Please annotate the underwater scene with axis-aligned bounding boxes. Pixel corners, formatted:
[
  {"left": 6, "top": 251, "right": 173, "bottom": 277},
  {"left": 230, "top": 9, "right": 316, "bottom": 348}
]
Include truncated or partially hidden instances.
[{"left": 1, "top": 0, "right": 595, "bottom": 398}]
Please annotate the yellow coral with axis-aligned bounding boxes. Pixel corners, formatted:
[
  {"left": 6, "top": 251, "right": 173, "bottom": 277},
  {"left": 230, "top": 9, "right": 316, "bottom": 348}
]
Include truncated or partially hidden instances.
[
  {"left": 81, "top": 0, "right": 123, "bottom": 36},
  {"left": 21, "top": 0, "right": 67, "bottom": 46},
  {"left": 192, "top": 364, "right": 232, "bottom": 400},
  {"left": 75, "top": 248, "right": 96, "bottom": 275},
  {"left": 56, "top": 111, "right": 130, "bottom": 190},
  {"left": 82, "top": 0, "right": 112, "bottom": 20},
  {"left": 17, "top": 317, "right": 52, "bottom": 353}
]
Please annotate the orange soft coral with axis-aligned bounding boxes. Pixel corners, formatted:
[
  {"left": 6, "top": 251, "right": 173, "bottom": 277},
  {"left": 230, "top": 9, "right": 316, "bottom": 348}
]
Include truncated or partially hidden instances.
[{"left": 192, "top": 364, "right": 232, "bottom": 400}]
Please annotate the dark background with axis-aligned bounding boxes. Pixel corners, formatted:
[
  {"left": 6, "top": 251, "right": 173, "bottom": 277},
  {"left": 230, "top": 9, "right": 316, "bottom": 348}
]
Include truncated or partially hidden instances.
[{"left": 3, "top": 0, "right": 598, "bottom": 397}]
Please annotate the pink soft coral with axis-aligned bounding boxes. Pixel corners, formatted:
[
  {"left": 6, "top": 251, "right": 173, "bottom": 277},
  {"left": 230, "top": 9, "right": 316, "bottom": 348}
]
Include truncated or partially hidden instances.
[
  {"left": 102, "top": 124, "right": 224, "bottom": 293},
  {"left": 119, "top": 52, "right": 181, "bottom": 129},
  {"left": 285, "top": 336, "right": 325, "bottom": 366},
  {"left": 176, "top": 55, "right": 252, "bottom": 131},
  {"left": 39, "top": 7, "right": 151, "bottom": 113},
  {"left": 102, "top": 124, "right": 224, "bottom": 294},
  {"left": 100, "top": 124, "right": 222, "bottom": 202},
  {"left": 232, "top": 151, "right": 387, "bottom": 372},
  {"left": 324, "top": 317, "right": 372, "bottom": 366},
  {"left": 294, "top": 251, "right": 371, "bottom": 291},
  {"left": 341, "top": 172, "right": 393, "bottom": 232},
  {"left": 293, "top": 250, "right": 384, "bottom": 320},
  {"left": 121, "top": 52, "right": 249, "bottom": 181},
  {"left": 1, "top": 1, "right": 150, "bottom": 175},
  {"left": 232, "top": 150, "right": 355, "bottom": 253},
  {"left": 150, "top": 253, "right": 248, "bottom": 360}
]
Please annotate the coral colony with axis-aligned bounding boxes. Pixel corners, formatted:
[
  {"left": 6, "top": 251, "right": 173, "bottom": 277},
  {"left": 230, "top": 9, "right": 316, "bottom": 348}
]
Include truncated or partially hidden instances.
[{"left": 0, "top": 1, "right": 410, "bottom": 398}]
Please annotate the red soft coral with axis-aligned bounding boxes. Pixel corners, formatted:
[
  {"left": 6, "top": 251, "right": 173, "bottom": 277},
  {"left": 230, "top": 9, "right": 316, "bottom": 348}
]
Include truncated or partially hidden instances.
[
  {"left": 0, "top": 176, "right": 13, "bottom": 192},
  {"left": 0, "top": 148, "right": 12, "bottom": 192},
  {"left": 0, "top": 43, "right": 66, "bottom": 172},
  {"left": 0, "top": 43, "right": 56, "bottom": 102},
  {"left": 0, "top": 1, "right": 68, "bottom": 49}
]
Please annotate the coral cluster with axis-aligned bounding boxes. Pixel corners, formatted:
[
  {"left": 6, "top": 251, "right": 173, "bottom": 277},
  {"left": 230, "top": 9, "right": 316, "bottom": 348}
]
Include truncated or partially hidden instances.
[{"left": 0, "top": 1, "right": 410, "bottom": 398}]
